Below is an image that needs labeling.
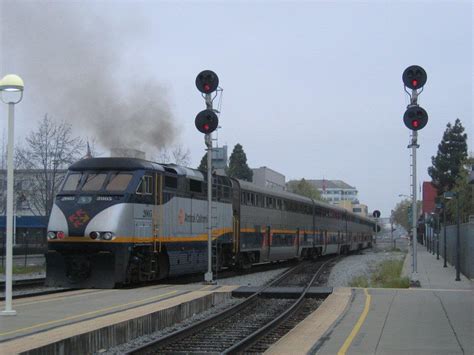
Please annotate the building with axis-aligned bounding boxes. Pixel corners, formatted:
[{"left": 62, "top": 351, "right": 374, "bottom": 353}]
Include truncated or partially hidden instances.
[
  {"left": 422, "top": 181, "right": 437, "bottom": 215},
  {"left": 212, "top": 145, "right": 228, "bottom": 170},
  {"left": 252, "top": 166, "right": 286, "bottom": 191},
  {"left": 352, "top": 203, "right": 369, "bottom": 217},
  {"left": 0, "top": 169, "right": 67, "bottom": 249},
  {"left": 332, "top": 199, "right": 368, "bottom": 217},
  {"left": 307, "top": 179, "right": 358, "bottom": 204}
]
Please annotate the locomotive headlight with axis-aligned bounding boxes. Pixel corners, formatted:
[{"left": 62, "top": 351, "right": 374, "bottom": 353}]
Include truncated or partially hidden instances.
[
  {"left": 103, "top": 232, "right": 115, "bottom": 241},
  {"left": 47, "top": 231, "right": 57, "bottom": 240},
  {"left": 90, "top": 231, "right": 100, "bottom": 240}
]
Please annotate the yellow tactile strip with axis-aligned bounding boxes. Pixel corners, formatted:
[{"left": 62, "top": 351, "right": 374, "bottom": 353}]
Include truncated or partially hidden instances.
[
  {"left": 265, "top": 287, "right": 352, "bottom": 354},
  {"left": 0, "top": 286, "right": 238, "bottom": 355}
]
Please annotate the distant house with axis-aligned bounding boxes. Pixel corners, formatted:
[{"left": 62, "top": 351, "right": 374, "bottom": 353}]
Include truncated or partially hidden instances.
[{"left": 307, "top": 179, "right": 358, "bottom": 204}]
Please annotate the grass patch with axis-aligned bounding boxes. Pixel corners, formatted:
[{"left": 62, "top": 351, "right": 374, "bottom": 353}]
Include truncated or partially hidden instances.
[
  {"left": 0, "top": 264, "right": 45, "bottom": 275},
  {"left": 349, "top": 258, "right": 409, "bottom": 289},
  {"left": 371, "top": 259, "right": 409, "bottom": 288},
  {"left": 349, "top": 275, "right": 369, "bottom": 288}
]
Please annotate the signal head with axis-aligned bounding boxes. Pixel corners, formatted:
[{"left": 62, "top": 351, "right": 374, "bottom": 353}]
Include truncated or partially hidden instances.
[
  {"left": 195, "top": 70, "right": 219, "bottom": 94},
  {"left": 402, "top": 65, "right": 427, "bottom": 90},
  {"left": 403, "top": 105, "right": 428, "bottom": 131},
  {"left": 195, "top": 109, "right": 219, "bottom": 134}
]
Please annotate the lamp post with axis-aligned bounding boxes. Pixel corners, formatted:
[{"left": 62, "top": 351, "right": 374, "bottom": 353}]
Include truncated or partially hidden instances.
[
  {"left": 0, "top": 74, "right": 24, "bottom": 316},
  {"left": 444, "top": 191, "right": 460, "bottom": 281}
]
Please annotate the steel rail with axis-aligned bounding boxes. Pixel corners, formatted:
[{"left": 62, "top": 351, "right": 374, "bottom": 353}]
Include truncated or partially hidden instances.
[
  {"left": 125, "top": 257, "right": 333, "bottom": 355},
  {"left": 125, "top": 261, "right": 309, "bottom": 354},
  {"left": 224, "top": 257, "right": 334, "bottom": 353}
]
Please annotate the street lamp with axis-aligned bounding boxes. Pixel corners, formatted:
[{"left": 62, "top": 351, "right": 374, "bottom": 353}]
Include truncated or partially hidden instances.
[
  {"left": 444, "top": 191, "right": 460, "bottom": 281},
  {"left": 0, "top": 74, "right": 24, "bottom": 316}
]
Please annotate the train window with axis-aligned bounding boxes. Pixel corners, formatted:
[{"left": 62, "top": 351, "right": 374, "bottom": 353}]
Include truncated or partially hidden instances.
[
  {"left": 189, "top": 179, "right": 202, "bottom": 193},
  {"left": 223, "top": 187, "right": 231, "bottom": 199},
  {"left": 82, "top": 173, "right": 107, "bottom": 191},
  {"left": 106, "top": 173, "right": 133, "bottom": 191},
  {"left": 62, "top": 173, "right": 83, "bottom": 191},
  {"left": 136, "top": 176, "right": 152, "bottom": 195},
  {"left": 241, "top": 192, "right": 246, "bottom": 204},
  {"left": 165, "top": 176, "right": 178, "bottom": 189},
  {"left": 267, "top": 197, "right": 273, "bottom": 208}
]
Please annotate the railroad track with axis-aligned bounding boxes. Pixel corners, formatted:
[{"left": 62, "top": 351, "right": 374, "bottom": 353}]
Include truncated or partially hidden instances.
[{"left": 126, "top": 257, "right": 335, "bottom": 354}]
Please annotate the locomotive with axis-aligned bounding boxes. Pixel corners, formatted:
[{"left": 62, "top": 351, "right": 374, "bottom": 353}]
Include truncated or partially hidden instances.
[{"left": 45, "top": 157, "right": 374, "bottom": 288}]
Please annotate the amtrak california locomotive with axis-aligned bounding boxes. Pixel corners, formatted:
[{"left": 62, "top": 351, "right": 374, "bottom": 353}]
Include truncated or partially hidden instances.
[{"left": 45, "top": 157, "right": 374, "bottom": 288}]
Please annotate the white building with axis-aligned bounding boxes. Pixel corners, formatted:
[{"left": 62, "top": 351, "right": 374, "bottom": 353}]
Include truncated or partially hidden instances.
[{"left": 307, "top": 179, "right": 358, "bottom": 204}]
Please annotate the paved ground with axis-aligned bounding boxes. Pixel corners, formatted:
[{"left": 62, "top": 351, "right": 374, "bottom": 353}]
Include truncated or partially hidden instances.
[
  {"left": 268, "top": 244, "right": 473, "bottom": 355},
  {"left": 311, "top": 246, "right": 473, "bottom": 355}
]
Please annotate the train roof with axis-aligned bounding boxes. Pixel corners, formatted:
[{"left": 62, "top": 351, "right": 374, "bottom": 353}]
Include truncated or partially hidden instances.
[
  {"left": 68, "top": 158, "right": 205, "bottom": 181},
  {"left": 69, "top": 158, "right": 166, "bottom": 172},
  {"left": 69, "top": 158, "right": 372, "bottom": 224},
  {"left": 237, "top": 179, "right": 374, "bottom": 223}
]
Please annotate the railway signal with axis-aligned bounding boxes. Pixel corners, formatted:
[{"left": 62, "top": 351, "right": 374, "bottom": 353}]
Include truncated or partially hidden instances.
[
  {"left": 402, "top": 65, "right": 427, "bottom": 90},
  {"left": 401, "top": 65, "right": 428, "bottom": 281},
  {"left": 195, "top": 109, "right": 219, "bottom": 134},
  {"left": 195, "top": 70, "right": 219, "bottom": 94},
  {"left": 403, "top": 105, "right": 428, "bottom": 131},
  {"left": 194, "top": 70, "right": 221, "bottom": 284}
]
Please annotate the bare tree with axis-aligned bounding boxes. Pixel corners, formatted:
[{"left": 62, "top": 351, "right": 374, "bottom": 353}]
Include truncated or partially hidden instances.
[
  {"left": 156, "top": 144, "right": 191, "bottom": 166},
  {"left": 16, "top": 114, "right": 84, "bottom": 217}
]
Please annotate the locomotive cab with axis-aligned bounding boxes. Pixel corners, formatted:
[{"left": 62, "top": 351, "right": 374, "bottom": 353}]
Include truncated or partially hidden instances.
[{"left": 45, "top": 158, "right": 166, "bottom": 288}]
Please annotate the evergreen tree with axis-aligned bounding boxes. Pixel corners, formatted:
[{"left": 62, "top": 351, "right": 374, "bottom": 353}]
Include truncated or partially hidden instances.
[
  {"left": 428, "top": 119, "right": 468, "bottom": 195},
  {"left": 227, "top": 143, "right": 253, "bottom": 181},
  {"left": 444, "top": 156, "right": 474, "bottom": 223},
  {"left": 197, "top": 153, "right": 207, "bottom": 171},
  {"left": 287, "top": 179, "right": 323, "bottom": 201}
]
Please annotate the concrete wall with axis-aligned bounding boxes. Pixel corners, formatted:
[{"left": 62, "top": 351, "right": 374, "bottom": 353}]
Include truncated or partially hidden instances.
[
  {"left": 24, "top": 292, "right": 231, "bottom": 355},
  {"left": 439, "top": 222, "right": 474, "bottom": 279}
]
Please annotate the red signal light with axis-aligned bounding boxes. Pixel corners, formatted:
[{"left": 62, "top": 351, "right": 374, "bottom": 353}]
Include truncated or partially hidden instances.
[
  {"left": 412, "top": 79, "right": 418, "bottom": 87},
  {"left": 203, "top": 123, "right": 210, "bottom": 131},
  {"left": 203, "top": 84, "right": 210, "bottom": 92},
  {"left": 412, "top": 119, "right": 420, "bottom": 128}
]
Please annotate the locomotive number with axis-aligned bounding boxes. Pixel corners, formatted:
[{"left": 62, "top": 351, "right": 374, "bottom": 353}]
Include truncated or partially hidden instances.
[{"left": 143, "top": 209, "right": 152, "bottom": 218}]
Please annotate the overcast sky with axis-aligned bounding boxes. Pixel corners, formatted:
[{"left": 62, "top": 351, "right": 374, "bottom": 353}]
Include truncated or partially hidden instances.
[{"left": 0, "top": 0, "right": 472, "bottom": 217}]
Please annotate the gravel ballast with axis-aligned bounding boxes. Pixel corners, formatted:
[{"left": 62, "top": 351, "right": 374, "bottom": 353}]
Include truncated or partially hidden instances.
[{"left": 327, "top": 246, "right": 407, "bottom": 287}]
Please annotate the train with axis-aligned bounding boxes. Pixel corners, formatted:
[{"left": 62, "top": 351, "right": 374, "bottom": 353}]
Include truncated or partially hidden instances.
[{"left": 45, "top": 157, "right": 375, "bottom": 288}]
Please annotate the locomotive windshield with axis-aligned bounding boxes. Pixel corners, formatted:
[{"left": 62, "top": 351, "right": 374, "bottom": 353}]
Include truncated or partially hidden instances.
[{"left": 61, "top": 171, "right": 133, "bottom": 192}]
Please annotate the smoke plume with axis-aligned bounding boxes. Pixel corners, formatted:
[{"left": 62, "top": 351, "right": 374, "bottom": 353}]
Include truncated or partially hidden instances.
[{"left": 0, "top": 1, "right": 177, "bottom": 156}]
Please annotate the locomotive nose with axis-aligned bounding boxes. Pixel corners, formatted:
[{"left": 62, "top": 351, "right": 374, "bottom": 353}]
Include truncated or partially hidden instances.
[{"left": 66, "top": 208, "right": 92, "bottom": 236}]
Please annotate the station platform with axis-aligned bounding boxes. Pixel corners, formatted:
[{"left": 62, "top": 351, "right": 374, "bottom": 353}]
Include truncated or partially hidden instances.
[
  {"left": 267, "top": 247, "right": 473, "bottom": 355},
  {"left": 0, "top": 283, "right": 236, "bottom": 354}
]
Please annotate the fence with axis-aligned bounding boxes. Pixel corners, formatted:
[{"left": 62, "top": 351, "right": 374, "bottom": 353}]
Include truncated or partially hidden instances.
[{"left": 439, "top": 222, "right": 474, "bottom": 279}]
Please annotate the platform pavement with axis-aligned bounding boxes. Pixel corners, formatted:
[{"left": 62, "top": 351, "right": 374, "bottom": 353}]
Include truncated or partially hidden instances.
[
  {"left": 402, "top": 243, "right": 473, "bottom": 288},
  {"left": 312, "top": 246, "right": 473, "bottom": 355},
  {"left": 267, "top": 245, "right": 473, "bottom": 355}
]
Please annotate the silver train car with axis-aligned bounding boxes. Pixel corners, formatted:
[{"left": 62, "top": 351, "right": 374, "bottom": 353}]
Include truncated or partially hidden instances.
[{"left": 45, "top": 157, "right": 374, "bottom": 288}]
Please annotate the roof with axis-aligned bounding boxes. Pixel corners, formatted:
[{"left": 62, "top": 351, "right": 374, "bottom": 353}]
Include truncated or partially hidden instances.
[
  {"left": 307, "top": 179, "right": 356, "bottom": 190},
  {"left": 69, "top": 157, "right": 165, "bottom": 172}
]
